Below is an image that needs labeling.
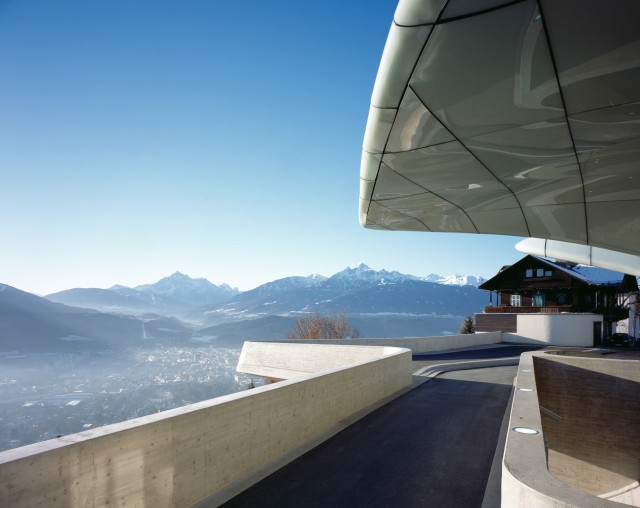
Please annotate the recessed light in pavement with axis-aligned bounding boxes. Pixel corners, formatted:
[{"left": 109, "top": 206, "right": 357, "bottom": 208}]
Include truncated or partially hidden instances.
[{"left": 512, "top": 427, "right": 539, "bottom": 435}]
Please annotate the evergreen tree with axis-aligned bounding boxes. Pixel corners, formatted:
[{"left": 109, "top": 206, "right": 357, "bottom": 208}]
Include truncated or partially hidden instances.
[{"left": 459, "top": 315, "right": 475, "bottom": 334}]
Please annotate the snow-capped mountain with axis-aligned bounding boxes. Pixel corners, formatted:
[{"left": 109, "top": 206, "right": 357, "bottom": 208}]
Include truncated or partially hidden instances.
[
  {"left": 43, "top": 264, "right": 488, "bottom": 334},
  {"left": 232, "top": 274, "right": 326, "bottom": 302},
  {"left": 423, "top": 273, "right": 486, "bottom": 287},
  {"left": 203, "top": 264, "right": 486, "bottom": 325},
  {"left": 134, "top": 271, "right": 238, "bottom": 306},
  {"left": 7, "top": 263, "right": 491, "bottom": 347},
  {"left": 46, "top": 272, "right": 238, "bottom": 317},
  {"left": 327, "top": 264, "right": 485, "bottom": 288},
  {"left": 325, "top": 263, "right": 421, "bottom": 292}
]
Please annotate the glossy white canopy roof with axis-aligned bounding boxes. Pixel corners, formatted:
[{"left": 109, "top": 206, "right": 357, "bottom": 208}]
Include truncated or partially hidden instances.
[
  {"left": 360, "top": 0, "right": 640, "bottom": 259},
  {"left": 516, "top": 238, "right": 640, "bottom": 276}
]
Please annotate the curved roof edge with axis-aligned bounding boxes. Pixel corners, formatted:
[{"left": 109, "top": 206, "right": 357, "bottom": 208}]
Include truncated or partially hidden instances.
[
  {"left": 358, "top": 0, "right": 640, "bottom": 258},
  {"left": 516, "top": 238, "right": 640, "bottom": 276},
  {"left": 359, "top": 0, "right": 436, "bottom": 227}
]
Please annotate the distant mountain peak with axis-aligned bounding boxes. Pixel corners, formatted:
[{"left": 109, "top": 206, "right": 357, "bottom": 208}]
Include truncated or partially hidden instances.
[
  {"left": 335, "top": 264, "right": 375, "bottom": 276},
  {"left": 328, "top": 264, "right": 418, "bottom": 290},
  {"left": 165, "top": 271, "right": 193, "bottom": 281},
  {"left": 141, "top": 272, "right": 216, "bottom": 288},
  {"left": 422, "top": 273, "right": 486, "bottom": 287}
]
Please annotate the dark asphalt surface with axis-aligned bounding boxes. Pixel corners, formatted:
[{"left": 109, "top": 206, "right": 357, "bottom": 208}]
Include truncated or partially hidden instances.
[
  {"left": 221, "top": 346, "right": 540, "bottom": 508},
  {"left": 412, "top": 344, "right": 544, "bottom": 362}
]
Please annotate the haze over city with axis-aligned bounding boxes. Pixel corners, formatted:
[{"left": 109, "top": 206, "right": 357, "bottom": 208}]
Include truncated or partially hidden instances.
[{"left": 0, "top": 0, "right": 524, "bottom": 296}]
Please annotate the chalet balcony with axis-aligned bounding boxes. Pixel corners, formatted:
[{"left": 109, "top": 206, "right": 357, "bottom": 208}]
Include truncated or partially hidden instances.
[{"left": 483, "top": 305, "right": 574, "bottom": 314}]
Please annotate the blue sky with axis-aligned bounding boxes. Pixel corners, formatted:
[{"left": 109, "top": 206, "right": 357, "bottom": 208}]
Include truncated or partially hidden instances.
[{"left": 0, "top": 0, "right": 524, "bottom": 295}]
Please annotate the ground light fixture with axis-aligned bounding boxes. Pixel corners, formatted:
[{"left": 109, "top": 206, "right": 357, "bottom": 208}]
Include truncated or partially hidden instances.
[{"left": 512, "top": 427, "right": 539, "bottom": 435}]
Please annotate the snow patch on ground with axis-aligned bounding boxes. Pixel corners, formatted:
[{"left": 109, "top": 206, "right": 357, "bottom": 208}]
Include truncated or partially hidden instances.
[
  {"left": 356, "top": 312, "right": 465, "bottom": 318},
  {"left": 60, "top": 335, "right": 92, "bottom": 342},
  {"left": 191, "top": 335, "right": 218, "bottom": 343}
]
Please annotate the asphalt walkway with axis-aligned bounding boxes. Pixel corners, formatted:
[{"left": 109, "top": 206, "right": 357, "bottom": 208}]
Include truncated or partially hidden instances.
[{"left": 220, "top": 345, "right": 541, "bottom": 508}]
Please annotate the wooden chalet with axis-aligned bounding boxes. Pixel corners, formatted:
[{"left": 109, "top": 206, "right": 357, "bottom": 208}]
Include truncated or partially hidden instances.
[{"left": 476, "top": 255, "right": 638, "bottom": 340}]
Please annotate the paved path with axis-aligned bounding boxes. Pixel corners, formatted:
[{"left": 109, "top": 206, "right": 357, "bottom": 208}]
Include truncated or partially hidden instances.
[{"left": 221, "top": 346, "right": 540, "bottom": 508}]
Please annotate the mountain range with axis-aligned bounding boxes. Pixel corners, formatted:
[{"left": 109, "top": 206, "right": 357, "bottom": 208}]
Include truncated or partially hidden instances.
[
  {"left": 202, "top": 264, "right": 485, "bottom": 326},
  {"left": 45, "top": 272, "right": 239, "bottom": 318},
  {"left": 2, "top": 264, "right": 489, "bottom": 350},
  {"left": 0, "top": 283, "right": 193, "bottom": 351}
]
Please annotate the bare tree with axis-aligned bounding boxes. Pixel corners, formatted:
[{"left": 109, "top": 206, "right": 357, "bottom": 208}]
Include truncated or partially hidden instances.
[{"left": 287, "top": 311, "right": 360, "bottom": 340}]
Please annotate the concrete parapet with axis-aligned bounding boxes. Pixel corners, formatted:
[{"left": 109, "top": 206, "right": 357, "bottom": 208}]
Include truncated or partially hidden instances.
[
  {"left": 501, "top": 313, "right": 602, "bottom": 346},
  {"left": 283, "top": 331, "right": 502, "bottom": 354},
  {"left": 502, "top": 351, "right": 640, "bottom": 507},
  {"left": 237, "top": 341, "right": 405, "bottom": 380},
  {"left": 0, "top": 343, "right": 411, "bottom": 508}
]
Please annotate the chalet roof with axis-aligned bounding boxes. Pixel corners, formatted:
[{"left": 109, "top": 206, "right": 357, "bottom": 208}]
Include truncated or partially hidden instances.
[
  {"left": 479, "top": 255, "right": 633, "bottom": 291},
  {"left": 549, "top": 262, "right": 625, "bottom": 286}
]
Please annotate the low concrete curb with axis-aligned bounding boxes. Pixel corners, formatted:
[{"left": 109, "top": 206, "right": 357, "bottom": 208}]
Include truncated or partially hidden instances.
[{"left": 413, "top": 357, "right": 520, "bottom": 380}]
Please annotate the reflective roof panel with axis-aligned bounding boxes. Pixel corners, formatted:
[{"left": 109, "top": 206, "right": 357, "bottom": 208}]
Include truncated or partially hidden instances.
[
  {"left": 360, "top": 0, "right": 640, "bottom": 258},
  {"left": 540, "top": 0, "right": 640, "bottom": 115},
  {"left": 410, "top": 1, "right": 560, "bottom": 140},
  {"left": 386, "top": 87, "right": 455, "bottom": 153}
]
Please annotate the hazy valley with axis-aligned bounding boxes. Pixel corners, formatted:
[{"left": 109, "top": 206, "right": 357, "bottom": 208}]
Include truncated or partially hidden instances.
[{"left": 0, "top": 264, "right": 488, "bottom": 451}]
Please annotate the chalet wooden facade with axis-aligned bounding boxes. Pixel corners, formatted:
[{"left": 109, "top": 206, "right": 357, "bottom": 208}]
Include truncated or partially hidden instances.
[{"left": 476, "top": 255, "right": 638, "bottom": 340}]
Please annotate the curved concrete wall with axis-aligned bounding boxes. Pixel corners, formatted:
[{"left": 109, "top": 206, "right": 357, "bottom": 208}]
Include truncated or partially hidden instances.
[
  {"left": 534, "top": 353, "right": 640, "bottom": 505},
  {"left": 502, "top": 352, "right": 640, "bottom": 507},
  {"left": 282, "top": 331, "right": 502, "bottom": 354},
  {"left": 237, "top": 342, "right": 406, "bottom": 380},
  {"left": 503, "top": 314, "right": 602, "bottom": 346},
  {"left": 0, "top": 343, "right": 412, "bottom": 508}
]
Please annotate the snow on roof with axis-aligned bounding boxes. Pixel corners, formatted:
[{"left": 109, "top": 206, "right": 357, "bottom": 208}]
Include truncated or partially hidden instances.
[
  {"left": 571, "top": 265, "right": 626, "bottom": 284},
  {"left": 544, "top": 259, "right": 625, "bottom": 285}
]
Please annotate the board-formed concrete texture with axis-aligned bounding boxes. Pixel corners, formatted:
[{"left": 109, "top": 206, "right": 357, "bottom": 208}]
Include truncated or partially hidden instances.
[
  {"left": 280, "top": 331, "right": 502, "bottom": 354},
  {"left": 0, "top": 343, "right": 411, "bottom": 508},
  {"left": 360, "top": 0, "right": 640, "bottom": 264},
  {"left": 236, "top": 341, "right": 412, "bottom": 381},
  {"left": 503, "top": 351, "right": 640, "bottom": 507}
]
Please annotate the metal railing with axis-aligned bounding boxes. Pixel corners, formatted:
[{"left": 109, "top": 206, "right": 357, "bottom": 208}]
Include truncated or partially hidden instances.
[{"left": 483, "top": 305, "right": 573, "bottom": 314}]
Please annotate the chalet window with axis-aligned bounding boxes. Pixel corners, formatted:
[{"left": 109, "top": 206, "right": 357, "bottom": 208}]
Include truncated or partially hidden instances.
[
  {"left": 557, "top": 293, "right": 567, "bottom": 305},
  {"left": 532, "top": 291, "right": 545, "bottom": 306},
  {"left": 510, "top": 294, "right": 521, "bottom": 306},
  {"left": 525, "top": 268, "right": 550, "bottom": 278}
]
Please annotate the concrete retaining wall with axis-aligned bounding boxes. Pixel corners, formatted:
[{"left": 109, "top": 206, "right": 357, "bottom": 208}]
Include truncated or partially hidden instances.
[
  {"left": 502, "top": 351, "right": 640, "bottom": 507},
  {"left": 0, "top": 343, "right": 412, "bottom": 508},
  {"left": 283, "top": 331, "right": 502, "bottom": 354},
  {"left": 503, "top": 313, "right": 602, "bottom": 346},
  {"left": 237, "top": 341, "right": 406, "bottom": 380},
  {"left": 534, "top": 353, "right": 640, "bottom": 505}
]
